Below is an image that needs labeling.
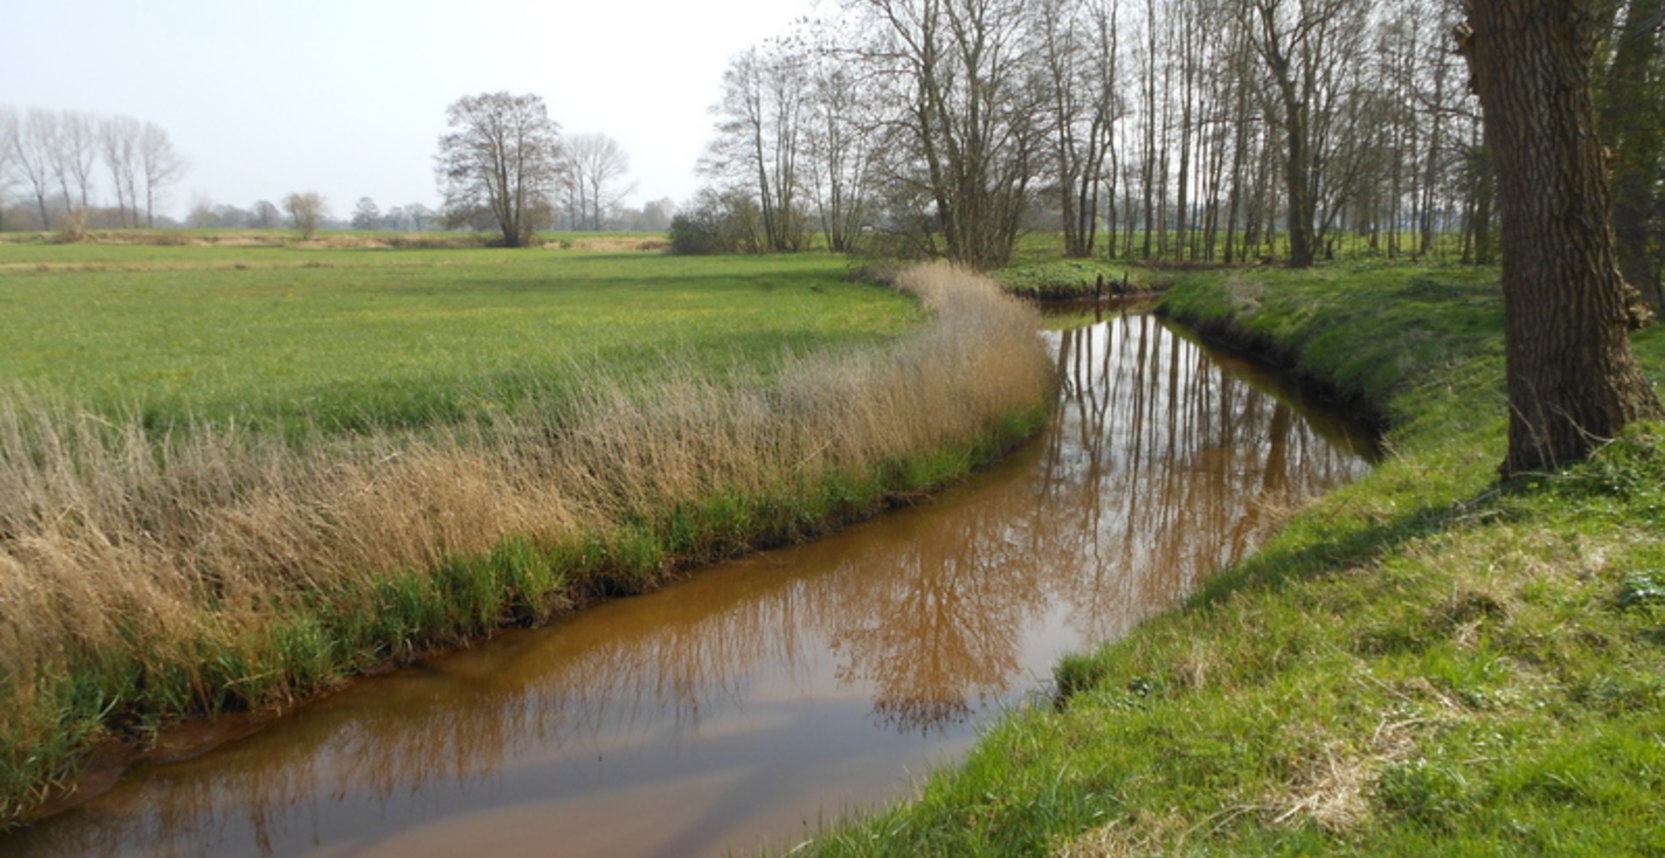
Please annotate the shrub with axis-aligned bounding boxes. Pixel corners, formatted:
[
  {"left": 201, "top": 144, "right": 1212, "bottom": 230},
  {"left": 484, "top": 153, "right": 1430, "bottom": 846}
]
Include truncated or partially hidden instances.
[
  {"left": 50, "top": 210, "right": 90, "bottom": 245},
  {"left": 668, "top": 188, "right": 762, "bottom": 255}
]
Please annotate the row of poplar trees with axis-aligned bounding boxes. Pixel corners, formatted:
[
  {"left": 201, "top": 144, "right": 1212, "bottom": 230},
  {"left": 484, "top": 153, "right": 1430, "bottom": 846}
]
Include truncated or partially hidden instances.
[{"left": 696, "top": 0, "right": 1662, "bottom": 300}]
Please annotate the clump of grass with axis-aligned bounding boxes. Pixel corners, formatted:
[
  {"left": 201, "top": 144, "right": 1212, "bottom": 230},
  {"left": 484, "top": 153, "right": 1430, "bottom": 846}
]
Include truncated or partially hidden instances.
[
  {"left": 0, "top": 263, "right": 1054, "bottom": 827},
  {"left": 788, "top": 264, "right": 1665, "bottom": 857}
]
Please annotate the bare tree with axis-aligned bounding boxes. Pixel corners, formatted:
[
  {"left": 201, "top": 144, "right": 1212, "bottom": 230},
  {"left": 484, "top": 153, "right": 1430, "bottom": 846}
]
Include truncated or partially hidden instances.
[
  {"left": 100, "top": 116, "right": 142, "bottom": 228},
  {"left": 283, "top": 191, "right": 328, "bottom": 240},
  {"left": 1240, "top": 0, "right": 1356, "bottom": 267},
  {"left": 1458, "top": 0, "right": 1664, "bottom": 474},
  {"left": 436, "top": 92, "right": 562, "bottom": 248},
  {"left": 560, "top": 132, "right": 635, "bottom": 231},
  {"left": 1038, "top": 0, "right": 1123, "bottom": 258},
  {"left": 56, "top": 112, "right": 99, "bottom": 212},
  {"left": 138, "top": 122, "right": 186, "bottom": 228},
  {"left": 850, "top": 0, "right": 1047, "bottom": 269},
  {"left": 351, "top": 196, "right": 382, "bottom": 231},
  {"left": 0, "top": 108, "right": 17, "bottom": 231},
  {"left": 14, "top": 109, "right": 58, "bottom": 229},
  {"left": 703, "top": 43, "right": 811, "bottom": 251},
  {"left": 800, "top": 22, "right": 883, "bottom": 253}
]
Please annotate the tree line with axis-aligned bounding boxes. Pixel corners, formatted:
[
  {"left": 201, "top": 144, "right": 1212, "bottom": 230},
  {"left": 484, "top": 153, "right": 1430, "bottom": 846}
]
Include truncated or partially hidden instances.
[
  {"left": 678, "top": 0, "right": 1662, "bottom": 291},
  {"left": 2, "top": 98, "right": 664, "bottom": 239},
  {"left": 0, "top": 107, "right": 187, "bottom": 231}
]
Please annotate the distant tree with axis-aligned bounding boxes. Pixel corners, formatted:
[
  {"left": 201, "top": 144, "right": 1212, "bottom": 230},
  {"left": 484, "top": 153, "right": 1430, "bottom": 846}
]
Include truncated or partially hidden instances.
[
  {"left": 1459, "top": 0, "right": 1665, "bottom": 475},
  {"left": 55, "top": 111, "right": 99, "bottom": 212},
  {"left": 640, "top": 197, "right": 677, "bottom": 232},
  {"left": 186, "top": 197, "right": 221, "bottom": 228},
  {"left": 283, "top": 191, "right": 328, "bottom": 240},
  {"left": 351, "top": 196, "right": 381, "bottom": 230},
  {"left": 214, "top": 203, "right": 250, "bottom": 228},
  {"left": 13, "top": 109, "right": 58, "bottom": 228},
  {"left": 100, "top": 116, "right": 142, "bottom": 228},
  {"left": 0, "top": 108, "right": 17, "bottom": 230},
  {"left": 250, "top": 199, "right": 282, "bottom": 229},
  {"left": 559, "top": 132, "right": 634, "bottom": 231},
  {"left": 137, "top": 122, "right": 186, "bottom": 228},
  {"left": 703, "top": 43, "right": 810, "bottom": 251},
  {"left": 403, "top": 202, "right": 436, "bottom": 231},
  {"left": 435, "top": 92, "right": 562, "bottom": 247}
]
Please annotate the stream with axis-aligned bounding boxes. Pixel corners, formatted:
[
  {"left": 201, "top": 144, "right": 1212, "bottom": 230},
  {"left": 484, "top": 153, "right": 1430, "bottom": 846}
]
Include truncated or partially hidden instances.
[{"left": 4, "top": 309, "right": 1374, "bottom": 858}]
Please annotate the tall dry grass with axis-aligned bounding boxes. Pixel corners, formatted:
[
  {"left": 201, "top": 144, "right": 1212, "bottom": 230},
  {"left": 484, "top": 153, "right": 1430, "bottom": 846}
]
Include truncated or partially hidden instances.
[{"left": 0, "top": 264, "right": 1053, "bottom": 824}]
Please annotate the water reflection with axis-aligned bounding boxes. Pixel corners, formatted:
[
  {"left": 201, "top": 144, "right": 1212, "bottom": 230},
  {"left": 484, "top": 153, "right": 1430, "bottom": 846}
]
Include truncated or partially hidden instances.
[{"left": 4, "top": 314, "right": 1371, "bottom": 858}]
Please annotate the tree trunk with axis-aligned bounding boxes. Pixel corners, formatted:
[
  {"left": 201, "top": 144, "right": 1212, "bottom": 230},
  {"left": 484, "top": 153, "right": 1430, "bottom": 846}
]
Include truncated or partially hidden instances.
[{"left": 1459, "top": 0, "right": 1664, "bottom": 476}]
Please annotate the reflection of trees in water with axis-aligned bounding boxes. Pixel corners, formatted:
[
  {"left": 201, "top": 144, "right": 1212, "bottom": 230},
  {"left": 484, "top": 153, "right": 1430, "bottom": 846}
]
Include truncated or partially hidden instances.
[
  {"left": 827, "top": 490, "right": 1048, "bottom": 733},
  {"left": 1040, "top": 313, "right": 1365, "bottom": 641},
  {"left": 6, "top": 315, "right": 1370, "bottom": 858}
]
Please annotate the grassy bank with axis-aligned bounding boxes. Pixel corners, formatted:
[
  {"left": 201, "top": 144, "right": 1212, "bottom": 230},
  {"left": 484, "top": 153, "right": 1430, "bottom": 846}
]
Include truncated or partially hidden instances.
[
  {"left": 793, "top": 263, "right": 1665, "bottom": 857},
  {"left": 0, "top": 261, "right": 1055, "bottom": 827},
  {"left": 995, "top": 259, "right": 1147, "bottom": 300}
]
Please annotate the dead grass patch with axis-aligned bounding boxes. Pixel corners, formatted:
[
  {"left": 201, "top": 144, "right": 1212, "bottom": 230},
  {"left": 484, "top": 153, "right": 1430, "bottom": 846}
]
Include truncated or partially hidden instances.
[{"left": 551, "top": 236, "right": 671, "bottom": 252}]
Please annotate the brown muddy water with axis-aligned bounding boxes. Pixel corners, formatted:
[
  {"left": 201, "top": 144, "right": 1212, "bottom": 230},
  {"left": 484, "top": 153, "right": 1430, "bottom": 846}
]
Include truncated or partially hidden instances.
[{"left": 4, "top": 311, "right": 1373, "bottom": 858}]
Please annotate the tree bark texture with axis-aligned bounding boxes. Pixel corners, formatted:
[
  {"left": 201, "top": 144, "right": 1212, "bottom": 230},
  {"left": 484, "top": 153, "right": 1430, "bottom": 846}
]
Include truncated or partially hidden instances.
[{"left": 1460, "top": 0, "right": 1663, "bottom": 475}]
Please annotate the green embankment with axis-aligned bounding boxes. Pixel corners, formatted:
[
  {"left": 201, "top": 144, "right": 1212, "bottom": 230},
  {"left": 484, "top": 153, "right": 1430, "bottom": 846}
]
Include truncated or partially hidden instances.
[
  {"left": 797, "top": 263, "right": 1665, "bottom": 857},
  {"left": 0, "top": 249, "right": 1054, "bottom": 827}
]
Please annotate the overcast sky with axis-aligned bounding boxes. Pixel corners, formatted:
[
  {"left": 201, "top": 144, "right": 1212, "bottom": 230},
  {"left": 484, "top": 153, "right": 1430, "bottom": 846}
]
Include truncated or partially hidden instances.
[{"left": 7, "top": 0, "right": 821, "bottom": 218}]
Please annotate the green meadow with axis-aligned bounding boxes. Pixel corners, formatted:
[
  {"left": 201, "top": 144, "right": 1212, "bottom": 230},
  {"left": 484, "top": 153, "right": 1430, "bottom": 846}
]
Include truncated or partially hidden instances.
[{"left": 0, "top": 243, "right": 917, "bottom": 431}]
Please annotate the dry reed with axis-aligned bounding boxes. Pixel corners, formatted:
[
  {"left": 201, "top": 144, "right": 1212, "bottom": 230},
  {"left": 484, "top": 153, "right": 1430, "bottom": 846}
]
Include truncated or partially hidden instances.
[{"left": 0, "top": 263, "right": 1052, "bottom": 824}]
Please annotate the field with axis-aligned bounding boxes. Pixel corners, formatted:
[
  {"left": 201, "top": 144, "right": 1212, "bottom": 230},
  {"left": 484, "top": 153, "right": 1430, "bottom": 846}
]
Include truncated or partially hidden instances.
[
  {"left": 795, "top": 263, "right": 1665, "bottom": 856},
  {"left": 0, "top": 242, "right": 915, "bottom": 431},
  {"left": 0, "top": 241, "right": 1055, "bottom": 827}
]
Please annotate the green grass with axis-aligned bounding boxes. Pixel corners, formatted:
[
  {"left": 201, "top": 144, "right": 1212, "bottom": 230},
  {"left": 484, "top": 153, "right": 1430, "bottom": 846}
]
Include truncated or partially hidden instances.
[
  {"left": 0, "top": 245, "right": 916, "bottom": 432},
  {"left": 791, "top": 264, "right": 1665, "bottom": 857}
]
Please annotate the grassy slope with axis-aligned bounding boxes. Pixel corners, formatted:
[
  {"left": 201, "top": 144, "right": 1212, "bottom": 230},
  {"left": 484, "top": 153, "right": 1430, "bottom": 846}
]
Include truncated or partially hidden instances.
[
  {"left": 797, "top": 262, "right": 1665, "bottom": 857},
  {"left": 0, "top": 245, "right": 913, "bottom": 431}
]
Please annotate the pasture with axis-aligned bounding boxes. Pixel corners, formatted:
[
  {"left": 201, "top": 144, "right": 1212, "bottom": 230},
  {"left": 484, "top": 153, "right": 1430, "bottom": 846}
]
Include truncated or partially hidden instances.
[{"left": 0, "top": 242, "right": 917, "bottom": 431}]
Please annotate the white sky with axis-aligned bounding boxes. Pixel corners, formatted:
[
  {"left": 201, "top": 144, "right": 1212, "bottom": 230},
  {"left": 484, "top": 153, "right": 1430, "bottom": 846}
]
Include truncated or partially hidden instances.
[{"left": 6, "top": 0, "right": 822, "bottom": 218}]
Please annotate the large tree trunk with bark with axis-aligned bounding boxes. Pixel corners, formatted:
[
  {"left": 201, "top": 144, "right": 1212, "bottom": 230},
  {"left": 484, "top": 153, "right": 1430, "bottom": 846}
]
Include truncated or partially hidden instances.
[{"left": 1459, "top": 0, "right": 1664, "bottom": 476}]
